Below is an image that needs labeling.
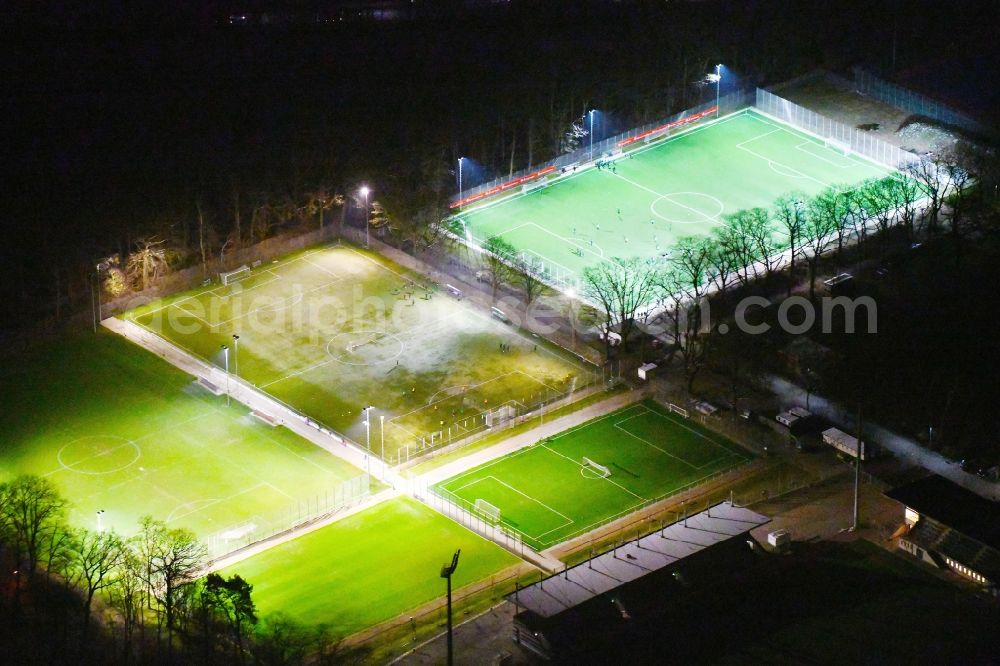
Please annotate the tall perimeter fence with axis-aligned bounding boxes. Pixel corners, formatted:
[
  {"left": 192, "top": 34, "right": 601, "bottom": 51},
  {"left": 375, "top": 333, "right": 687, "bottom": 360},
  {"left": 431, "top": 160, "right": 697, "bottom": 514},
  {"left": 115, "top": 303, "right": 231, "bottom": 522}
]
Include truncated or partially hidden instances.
[
  {"left": 755, "top": 88, "right": 919, "bottom": 169},
  {"left": 853, "top": 66, "right": 994, "bottom": 138},
  {"left": 205, "top": 474, "right": 370, "bottom": 560},
  {"left": 451, "top": 89, "right": 754, "bottom": 208}
]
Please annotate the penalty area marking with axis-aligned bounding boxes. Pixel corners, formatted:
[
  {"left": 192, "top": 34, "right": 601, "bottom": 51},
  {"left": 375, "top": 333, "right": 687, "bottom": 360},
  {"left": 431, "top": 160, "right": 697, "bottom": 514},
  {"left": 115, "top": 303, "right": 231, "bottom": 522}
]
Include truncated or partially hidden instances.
[
  {"left": 57, "top": 436, "right": 141, "bottom": 475},
  {"left": 325, "top": 330, "right": 404, "bottom": 366},
  {"left": 650, "top": 192, "right": 725, "bottom": 225}
]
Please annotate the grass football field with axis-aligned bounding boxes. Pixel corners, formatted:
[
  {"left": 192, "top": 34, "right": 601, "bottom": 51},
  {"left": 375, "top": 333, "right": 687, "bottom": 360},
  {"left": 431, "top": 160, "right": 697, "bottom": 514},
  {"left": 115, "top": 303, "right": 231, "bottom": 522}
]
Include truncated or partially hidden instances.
[
  {"left": 219, "top": 496, "right": 520, "bottom": 638},
  {"left": 434, "top": 400, "right": 752, "bottom": 550},
  {"left": 452, "top": 109, "right": 894, "bottom": 287},
  {"left": 0, "top": 331, "right": 368, "bottom": 553},
  {"left": 125, "top": 244, "right": 594, "bottom": 462}
]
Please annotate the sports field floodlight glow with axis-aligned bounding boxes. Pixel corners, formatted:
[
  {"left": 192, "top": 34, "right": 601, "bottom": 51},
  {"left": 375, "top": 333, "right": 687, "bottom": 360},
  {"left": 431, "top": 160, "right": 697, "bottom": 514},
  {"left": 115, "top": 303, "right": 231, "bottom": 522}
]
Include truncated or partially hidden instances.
[
  {"left": 714, "top": 64, "right": 722, "bottom": 116},
  {"left": 232, "top": 334, "right": 240, "bottom": 380},
  {"left": 457, "top": 157, "right": 465, "bottom": 210},
  {"left": 588, "top": 109, "right": 596, "bottom": 161},
  {"left": 360, "top": 186, "right": 371, "bottom": 248},
  {"left": 96, "top": 509, "right": 105, "bottom": 533},
  {"left": 440, "top": 549, "right": 461, "bottom": 666},
  {"left": 221, "top": 344, "right": 231, "bottom": 406}
]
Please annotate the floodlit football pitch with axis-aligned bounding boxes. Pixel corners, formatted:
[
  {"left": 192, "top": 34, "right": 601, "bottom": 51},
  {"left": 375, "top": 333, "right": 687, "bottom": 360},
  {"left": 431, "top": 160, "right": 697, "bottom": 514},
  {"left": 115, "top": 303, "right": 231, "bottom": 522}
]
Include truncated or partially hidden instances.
[
  {"left": 434, "top": 400, "right": 752, "bottom": 550},
  {"left": 453, "top": 109, "right": 894, "bottom": 286},
  {"left": 125, "top": 245, "right": 595, "bottom": 462},
  {"left": 0, "top": 332, "right": 368, "bottom": 552},
  {"left": 219, "top": 496, "right": 520, "bottom": 638}
]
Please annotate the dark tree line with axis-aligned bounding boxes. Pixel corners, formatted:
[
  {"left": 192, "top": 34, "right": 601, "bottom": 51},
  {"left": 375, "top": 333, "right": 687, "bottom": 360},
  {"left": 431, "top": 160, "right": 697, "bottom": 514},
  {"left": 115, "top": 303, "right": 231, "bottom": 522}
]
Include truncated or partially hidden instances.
[{"left": 0, "top": 475, "right": 347, "bottom": 665}]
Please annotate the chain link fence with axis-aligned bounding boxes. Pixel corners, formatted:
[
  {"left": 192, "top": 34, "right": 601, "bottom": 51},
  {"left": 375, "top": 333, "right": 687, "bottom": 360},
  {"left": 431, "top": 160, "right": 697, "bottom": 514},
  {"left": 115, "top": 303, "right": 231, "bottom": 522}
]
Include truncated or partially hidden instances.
[
  {"left": 205, "top": 474, "right": 371, "bottom": 560},
  {"left": 755, "top": 88, "right": 919, "bottom": 169}
]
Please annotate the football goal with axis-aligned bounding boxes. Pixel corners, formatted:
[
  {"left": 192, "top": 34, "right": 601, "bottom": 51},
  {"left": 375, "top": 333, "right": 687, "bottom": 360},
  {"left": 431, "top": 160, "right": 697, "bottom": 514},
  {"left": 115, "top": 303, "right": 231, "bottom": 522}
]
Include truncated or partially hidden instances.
[
  {"left": 668, "top": 403, "right": 690, "bottom": 418},
  {"left": 220, "top": 264, "right": 251, "bottom": 286},
  {"left": 474, "top": 498, "right": 502, "bottom": 523},
  {"left": 824, "top": 137, "right": 851, "bottom": 156},
  {"left": 582, "top": 456, "right": 611, "bottom": 478}
]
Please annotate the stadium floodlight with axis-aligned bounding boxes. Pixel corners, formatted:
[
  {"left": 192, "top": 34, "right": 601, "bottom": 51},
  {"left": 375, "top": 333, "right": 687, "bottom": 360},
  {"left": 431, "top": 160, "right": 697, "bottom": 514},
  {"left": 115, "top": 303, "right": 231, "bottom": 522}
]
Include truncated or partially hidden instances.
[
  {"left": 457, "top": 157, "right": 465, "bottom": 209},
  {"left": 588, "top": 109, "right": 596, "bottom": 161},
  {"left": 96, "top": 509, "right": 105, "bottom": 533},
  {"left": 440, "top": 549, "right": 461, "bottom": 666},
  {"left": 232, "top": 334, "right": 240, "bottom": 381},
  {"left": 363, "top": 405, "right": 374, "bottom": 476},
  {"left": 714, "top": 64, "right": 722, "bottom": 116},
  {"left": 360, "top": 186, "right": 371, "bottom": 248},
  {"left": 380, "top": 414, "right": 385, "bottom": 476},
  {"left": 221, "top": 344, "right": 230, "bottom": 406}
]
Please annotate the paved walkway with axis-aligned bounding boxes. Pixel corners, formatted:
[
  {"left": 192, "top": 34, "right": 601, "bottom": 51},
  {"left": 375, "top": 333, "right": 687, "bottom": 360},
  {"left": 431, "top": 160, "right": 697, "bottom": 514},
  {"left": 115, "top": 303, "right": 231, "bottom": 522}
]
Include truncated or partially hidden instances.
[{"left": 769, "top": 374, "right": 1000, "bottom": 500}]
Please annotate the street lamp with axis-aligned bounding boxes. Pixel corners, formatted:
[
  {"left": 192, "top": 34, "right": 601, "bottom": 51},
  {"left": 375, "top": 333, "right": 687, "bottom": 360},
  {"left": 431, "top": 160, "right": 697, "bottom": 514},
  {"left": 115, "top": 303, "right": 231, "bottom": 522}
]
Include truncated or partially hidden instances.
[
  {"left": 440, "top": 549, "right": 461, "bottom": 666},
  {"left": 96, "top": 509, "right": 105, "bottom": 533},
  {"left": 232, "top": 334, "right": 240, "bottom": 381},
  {"left": 221, "top": 344, "right": 230, "bottom": 407},
  {"left": 92, "top": 263, "right": 104, "bottom": 333},
  {"left": 715, "top": 64, "right": 722, "bottom": 116},
  {"left": 380, "top": 413, "right": 385, "bottom": 476},
  {"left": 457, "top": 157, "right": 465, "bottom": 209},
  {"left": 360, "top": 186, "right": 371, "bottom": 248},
  {"left": 588, "top": 109, "right": 596, "bottom": 161},
  {"left": 363, "top": 405, "right": 373, "bottom": 476}
]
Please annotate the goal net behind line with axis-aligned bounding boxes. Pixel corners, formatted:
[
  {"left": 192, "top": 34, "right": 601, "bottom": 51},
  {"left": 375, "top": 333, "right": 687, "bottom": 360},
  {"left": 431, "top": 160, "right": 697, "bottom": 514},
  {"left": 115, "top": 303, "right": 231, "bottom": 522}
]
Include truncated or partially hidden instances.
[
  {"left": 668, "top": 403, "right": 690, "bottom": 418},
  {"left": 582, "top": 456, "right": 611, "bottom": 478},
  {"left": 474, "top": 498, "right": 502, "bottom": 523},
  {"left": 220, "top": 264, "right": 251, "bottom": 286}
]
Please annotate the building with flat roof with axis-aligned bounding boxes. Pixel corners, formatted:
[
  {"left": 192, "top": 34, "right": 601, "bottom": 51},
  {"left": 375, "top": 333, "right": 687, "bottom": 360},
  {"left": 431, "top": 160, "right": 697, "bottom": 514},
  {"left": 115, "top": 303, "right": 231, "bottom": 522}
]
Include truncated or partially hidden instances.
[{"left": 886, "top": 474, "right": 1000, "bottom": 592}]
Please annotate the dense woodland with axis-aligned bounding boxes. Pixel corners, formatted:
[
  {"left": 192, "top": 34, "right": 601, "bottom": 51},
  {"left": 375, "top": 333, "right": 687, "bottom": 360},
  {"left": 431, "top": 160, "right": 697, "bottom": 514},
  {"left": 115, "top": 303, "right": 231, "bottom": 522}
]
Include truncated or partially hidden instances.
[{"left": 3, "top": 0, "right": 998, "bottom": 331}]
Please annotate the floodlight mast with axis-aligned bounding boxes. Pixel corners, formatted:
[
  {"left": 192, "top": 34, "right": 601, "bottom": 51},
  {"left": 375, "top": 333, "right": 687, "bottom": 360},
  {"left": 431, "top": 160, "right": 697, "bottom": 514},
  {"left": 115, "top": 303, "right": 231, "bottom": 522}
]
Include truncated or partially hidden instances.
[
  {"left": 440, "top": 549, "right": 461, "bottom": 666},
  {"left": 363, "top": 405, "right": 373, "bottom": 476},
  {"left": 588, "top": 109, "right": 596, "bottom": 161},
  {"left": 232, "top": 334, "right": 240, "bottom": 381},
  {"left": 360, "top": 186, "right": 371, "bottom": 248},
  {"left": 715, "top": 64, "right": 722, "bottom": 116},
  {"left": 457, "top": 157, "right": 465, "bottom": 210},
  {"left": 221, "top": 344, "right": 230, "bottom": 406}
]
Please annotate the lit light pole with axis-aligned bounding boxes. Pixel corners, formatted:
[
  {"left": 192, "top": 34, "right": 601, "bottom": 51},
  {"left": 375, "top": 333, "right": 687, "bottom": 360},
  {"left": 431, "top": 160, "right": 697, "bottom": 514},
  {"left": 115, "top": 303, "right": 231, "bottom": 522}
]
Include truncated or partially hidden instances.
[
  {"left": 457, "top": 157, "right": 465, "bottom": 209},
  {"left": 96, "top": 509, "right": 105, "bottom": 533},
  {"left": 92, "top": 263, "right": 104, "bottom": 333},
  {"left": 360, "top": 186, "right": 371, "bottom": 248},
  {"left": 440, "top": 550, "right": 461, "bottom": 666},
  {"left": 363, "top": 405, "right": 373, "bottom": 476},
  {"left": 588, "top": 109, "right": 596, "bottom": 161},
  {"left": 221, "top": 344, "right": 231, "bottom": 407},
  {"left": 232, "top": 334, "right": 240, "bottom": 382},
  {"left": 715, "top": 64, "right": 722, "bottom": 116},
  {"left": 380, "top": 413, "right": 385, "bottom": 476}
]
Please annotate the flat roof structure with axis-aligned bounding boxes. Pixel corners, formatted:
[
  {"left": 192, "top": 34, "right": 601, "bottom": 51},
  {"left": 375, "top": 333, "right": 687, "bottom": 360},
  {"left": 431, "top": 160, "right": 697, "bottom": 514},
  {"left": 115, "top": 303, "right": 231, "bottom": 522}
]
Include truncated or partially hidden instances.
[{"left": 508, "top": 501, "right": 769, "bottom": 618}]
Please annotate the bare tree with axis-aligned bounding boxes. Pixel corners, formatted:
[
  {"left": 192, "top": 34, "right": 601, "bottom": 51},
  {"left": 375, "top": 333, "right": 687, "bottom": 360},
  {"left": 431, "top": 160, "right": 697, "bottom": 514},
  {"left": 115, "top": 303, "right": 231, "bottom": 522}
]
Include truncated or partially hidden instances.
[
  {"left": 773, "top": 192, "right": 808, "bottom": 295},
  {"left": 938, "top": 147, "right": 975, "bottom": 240},
  {"left": 0, "top": 475, "right": 68, "bottom": 577},
  {"left": 903, "top": 154, "right": 954, "bottom": 234},
  {"left": 810, "top": 186, "right": 850, "bottom": 257},
  {"left": 125, "top": 238, "right": 176, "bottom": 292},
  {"left": 715, "top": 211, "right": 758, "bottom": 285},
  {"left": 658, "top": 236, "right": 715, "bottom": 390},
  {"left": 109, "top": 550, "right": 146, "bottom": 663},
  {"left": 582, "top": 256, "right": 662, "bottom": 358},
  {"left": 803, "top": 198, "right": 840, "bottom": 301},
  {"left": 513, "top": 255, "right": 546, "bottom": 316},
  {"left": 70, "top": 528, "right": 127, "bottom": 639},
  {"left": 481, "top": 235, "right": 517, "bottom": 302},
  {"left": 859, "top": 177, "right": 898, "bottom": 258},
  {"left": 203, "top": 573, "right": 257, "bottom": 665},
  {"left": 743, "top": 207, "right": 782, "bottom": 285},
  {"left": 705, "top": 236, "right": 739, "bottom": 298},
  {"left": 889, "top": 174, "right": 922, "bottom": 241}
]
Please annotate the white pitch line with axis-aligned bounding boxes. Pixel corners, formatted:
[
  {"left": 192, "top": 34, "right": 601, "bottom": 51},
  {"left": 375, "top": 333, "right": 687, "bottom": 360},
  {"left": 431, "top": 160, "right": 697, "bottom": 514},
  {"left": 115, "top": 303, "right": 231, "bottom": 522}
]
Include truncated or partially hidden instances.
[
  {"left": 609, "top": 171, "right": 720, "bottom": 224},
  {"left": 539, "top": 443, "right": 647, "bottom": 502}
]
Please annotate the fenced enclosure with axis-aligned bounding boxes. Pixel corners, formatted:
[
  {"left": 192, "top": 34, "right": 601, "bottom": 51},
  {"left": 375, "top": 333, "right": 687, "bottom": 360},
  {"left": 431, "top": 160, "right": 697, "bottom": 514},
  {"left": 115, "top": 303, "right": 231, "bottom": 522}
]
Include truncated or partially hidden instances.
[
  {"left": 451, "top": 89, "right": 754, "bottom": 207},
  {"left": 205, "top": 473, "right": 371, "bottom": 560},
  {"left": 756, "top": 87, "right": 919, "bottom": 169},
  {"left": 853, "top": 66, "right": 993, "bottom": 138}
]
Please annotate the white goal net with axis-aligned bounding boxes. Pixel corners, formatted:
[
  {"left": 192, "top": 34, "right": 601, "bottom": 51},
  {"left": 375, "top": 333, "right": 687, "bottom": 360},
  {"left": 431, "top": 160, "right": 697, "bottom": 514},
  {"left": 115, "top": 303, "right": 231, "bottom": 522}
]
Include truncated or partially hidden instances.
[
  {"left": 824, "top": 137, "right": 851, "bottom": 156},
  {"left": 220, "top": 264, "right": 251, "bottom": 286},
  {"left": 474, "top": 499, "right": 502, "bottom": 523},
  {"left": 668, "top": 403, "right": 690, "bottom": 418},
  {"left": 582, "top": 456, "right": 611, "bottom": 478}
]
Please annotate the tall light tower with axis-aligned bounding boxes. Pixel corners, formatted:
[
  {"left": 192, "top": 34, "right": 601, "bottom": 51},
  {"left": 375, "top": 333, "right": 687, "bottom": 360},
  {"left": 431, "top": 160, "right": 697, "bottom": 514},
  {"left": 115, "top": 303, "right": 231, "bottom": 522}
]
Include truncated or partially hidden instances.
[
  {"left": 360, "top": 185, "right": 371, "bottom": 248},
  {"left": 363, "top": 405, "right": 373, "bottom": 476},
  {"left": 715, "top": 64, "right": 722, "bottom": 116},
  {"left": 96, "top": 509, "right": 105, "bottom": 533},
  {"left": 457, "top": 157, "right": 465, "bottom": 209},
  {"left": 440, "top": 549, "right": 461, "bottom": 666},
  {"left": 92, "top": 263, "right": 104, "bottom": 333},
  {"left": 232, "top": 334, "right": 240, "bottom": 381},
  {"left": 221, "top": 344, "right": 231, "bottom": 406},
  {"left": 380, "top": 413, "right": 386, "bottom": 476},
  {"left": 588, "top": 109, "right": 596, "bottom": 161}
]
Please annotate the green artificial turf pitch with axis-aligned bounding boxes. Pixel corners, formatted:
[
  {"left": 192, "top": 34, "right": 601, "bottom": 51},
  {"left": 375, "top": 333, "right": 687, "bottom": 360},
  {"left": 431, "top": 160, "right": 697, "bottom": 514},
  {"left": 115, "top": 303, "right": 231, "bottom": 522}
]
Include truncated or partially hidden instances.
[
  {"left": 452, "top": 109, "right": 894, "bottom": 287},
  {"left": 0, "top": 332, "right": 367, "bottom": 552},
  {"left": 434, "top": 400, "right": 751, "bottom": 550},
  {"left": 125, "top": 244, "right": 594, "bottom": 462},
  {"left": 219, "top": 496, "right": 520, "bottom": 638}
]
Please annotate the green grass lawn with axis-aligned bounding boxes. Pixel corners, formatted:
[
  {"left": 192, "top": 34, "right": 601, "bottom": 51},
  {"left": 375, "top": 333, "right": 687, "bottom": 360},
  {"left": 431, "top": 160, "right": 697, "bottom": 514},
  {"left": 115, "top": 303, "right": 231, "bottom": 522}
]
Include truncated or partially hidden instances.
[
  {"left": 434, "top": 400, "right": 752, "bottom": 550},
  {"left": 219, "top": 496, "right": 520, "bottom": 638},
  {"left": 125, "top": 244, "right": 595, "bottom": 462},
  {"left": 0, "top": 331, "right": 368, "bottom": 555},
  {"left": 452, "top": 109, "right": 893, "bottom": 288}
]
